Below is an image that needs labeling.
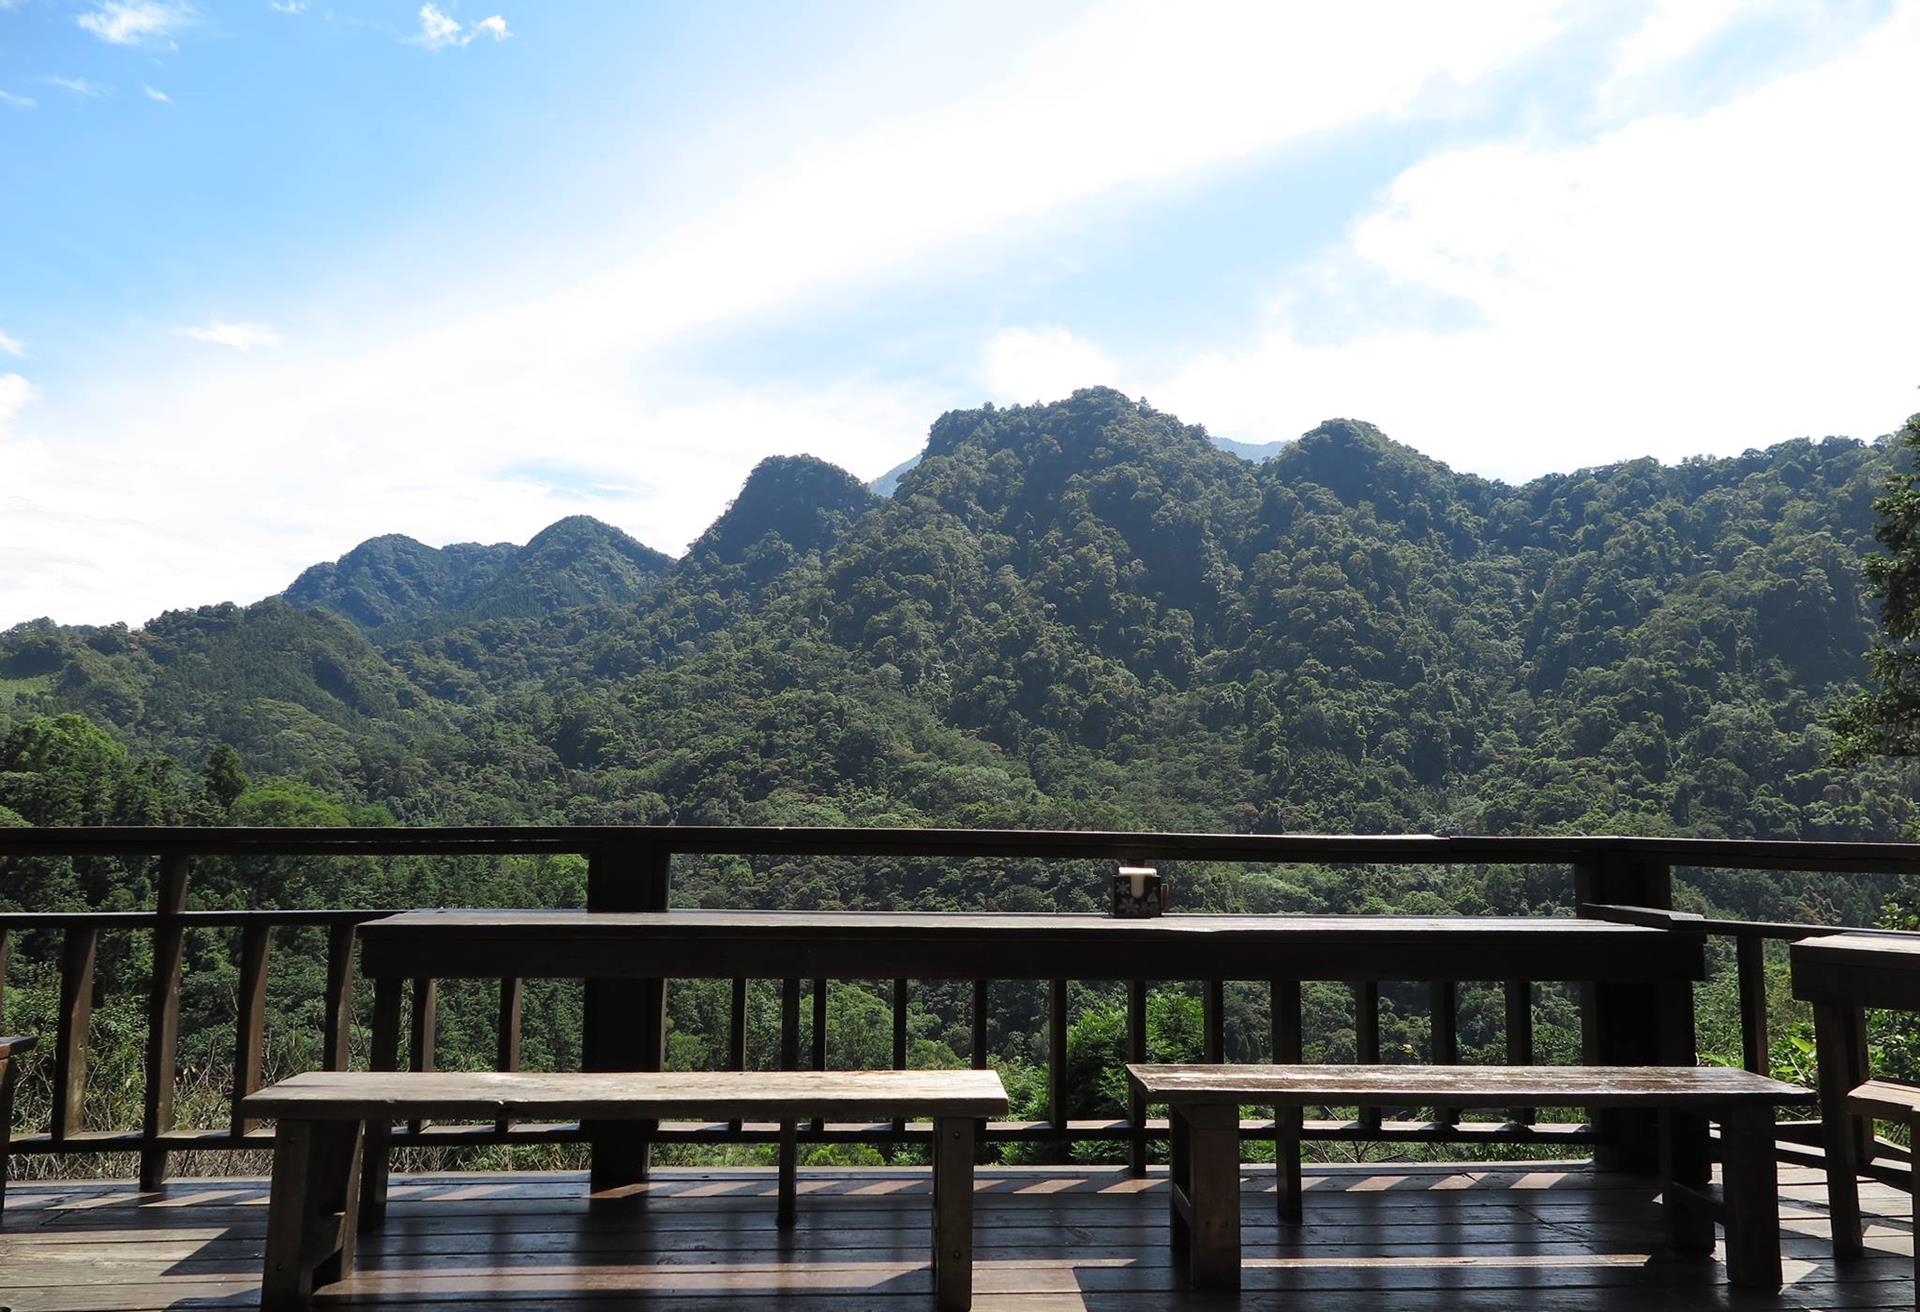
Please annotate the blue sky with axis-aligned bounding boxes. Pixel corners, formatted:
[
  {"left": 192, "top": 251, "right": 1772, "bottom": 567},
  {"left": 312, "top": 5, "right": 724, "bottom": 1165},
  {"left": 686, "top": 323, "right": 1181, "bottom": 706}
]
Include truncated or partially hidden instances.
[{"left": 2, "top": 0, "right": 1918, "bottom": 625}]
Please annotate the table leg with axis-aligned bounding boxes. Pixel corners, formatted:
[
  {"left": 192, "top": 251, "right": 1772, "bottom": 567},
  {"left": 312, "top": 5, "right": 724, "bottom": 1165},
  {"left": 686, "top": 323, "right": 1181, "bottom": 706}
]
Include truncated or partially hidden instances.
[
  {"left": 1812, "top": 1000, "right": 1864, "bottom": 1259},
  {"left": 777, "top": 1118, "right": 798, "bottom": 1228},
  {"left": 357, "top": 975, "right": 402, "bottom": 1232},
  {"left": 932, "top": 1116, "right": 976, "bottom": 1312},
  {"left": 1275, "top": 1102, "right": 1302, "bottom": 1225},
  {"left": 1168, "top": 1103, "right": 1191, "bottom": 1258},
  {"left": 1720, "top": 1104, "right": 1783, "bottom": 1290}
]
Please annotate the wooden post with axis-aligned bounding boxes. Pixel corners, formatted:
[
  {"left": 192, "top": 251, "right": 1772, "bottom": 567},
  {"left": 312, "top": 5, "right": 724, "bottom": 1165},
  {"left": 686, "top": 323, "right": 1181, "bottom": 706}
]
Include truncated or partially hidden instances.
[
  {"left": 260, "top": 1118, "right": 363, "bottom": 1311},
  {"left": 780, "top": 975, "right": 799, "bottom": 1191},
  {"left": 1177, "top": 1102, "right": 1241, "bottom": 1289},
  {"left": 1812, "top": 999, "right": 1864, "bottom": 1258},
  {"left": 1354, "top": 980, "right": 1381, "bottom": 1131},
  {"left": 141, "top": 853, "right": 191, "bottom": 1190},
  {"left": 583, "top": 840, "right": 669, "bottom": 1193},
  {"left": 1505, "top": 979, "right": 1535, "bottom": 1126},
  {"left": 1737, "top": 936, "right": 1769, "bottom": 1075},
  {"left": 1270, "top": 979, "right": 1302, "bottom": 1223},
  {"left": 320, "top": 922, "right": 356, "bottom": 1073},
  {"left": 1127, "top": 978, "right": 1148, "bottom": 1176},
  {"left": 811, "top": 978, "right": 828, "bottom": 1134},
  {"left": 1430, "top": 979, "right": 1458, "bottom": 1127},
  {"left": 1047, "top": 977, "right": 1069, "bottom": 1134},
  {"left": 890, "top": 978, "right": 909, "bottom": 1141},
  {"left": 51, "top": 926, "right": 98, "bottom": 1143},
  {"left": 357, "top": 975, "right": 403, "bottom": 1231},
  {"left": 494, "top": 977, "right": 522, "bottom": 1134},
  {"left": 232, "top": 925, "right": 272, "bottom": 1138},
  {"left": 406, "top": 977, "right": 437, "bottom": 1137},
  {"left": 0, "top": 1034, "right": 34, "bottom": 1220},
  {"left": 1575, "top": 852, "right": 1675, "bottom": 1172},
  {"left": 1719, "top": 1104, "right": 1784, "bottom": 1290},
  {"left": 931, "top": 1115, "right": 977, "bottom": 1312},
  {"left": 728, "top": 977, "right": 747, "bottom": 1135},
  {"left": 1202, "top": 979, "right": 1224, "bottom": 1064},
  {"left": 0, "top": 927, "right": 10, "bottom": 1028}
]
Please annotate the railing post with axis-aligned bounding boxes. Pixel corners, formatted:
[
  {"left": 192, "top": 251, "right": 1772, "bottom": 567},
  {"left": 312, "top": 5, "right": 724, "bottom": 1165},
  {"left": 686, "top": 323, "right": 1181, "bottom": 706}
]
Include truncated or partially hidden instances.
[
  {"left": 1127, "top": 978, "right": 1148, "bottom": 1176},
  {"left": 1505, "top": 979, "right": 1535, "bottom": 1125},
  {"left": 51, "top": 926, "right": 98, "bottom": 1143},
  {"left": 1047, "top": 977, "right": 1069, "bottom": 1135},
  {"left": 0, "top": 927, "right": 11, "bottom": 1029},
  {"left": 890, "top": 978, "right": 909, "bottom": 1144},
  {"left": 1270, "top": 978, "right": 1302, "bottom": 1215},
  {"left": 231, "top": 924, "right": 272, "bottom": 1138},
  {"left": 141, "top": 854, "right": 191, "bottom": 1189},
  {"left": 1354, "top": 981, "right": 1381, "bottom": 1132},
  {"left": 1575, "top": 850, "right": 1676, "bottom": 1172},
  {"left": 321, "top": 922, "right": 357, "bottom": 1072},
  {"left": 1202, "top": 979, "right": 1225, "bottom": 1064},
  {"left": 728, "top": 977, "right": 748, "bottom": 1134},
  {"left": 810, "top": 978, "right": 828, "bottom": 1134},
  {"left": 583, "top": 839, "right": 670, "bottom": 1193},
  {"left": 495, "top": 976, "right": 522, "bottom": 1135},
  {"left": 1429, "top": 979, "right": 1458, "bottom": 1127},
  {"left": 1737, "top": 936, "right": 1770, "bottom": 1075}
]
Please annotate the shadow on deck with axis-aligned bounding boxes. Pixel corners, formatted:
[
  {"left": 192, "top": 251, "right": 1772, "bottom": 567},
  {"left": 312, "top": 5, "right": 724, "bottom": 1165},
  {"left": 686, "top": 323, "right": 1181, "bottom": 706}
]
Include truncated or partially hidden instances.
[{"left": 0, "top": 1160, "right": 1907, "bottom": 1311}]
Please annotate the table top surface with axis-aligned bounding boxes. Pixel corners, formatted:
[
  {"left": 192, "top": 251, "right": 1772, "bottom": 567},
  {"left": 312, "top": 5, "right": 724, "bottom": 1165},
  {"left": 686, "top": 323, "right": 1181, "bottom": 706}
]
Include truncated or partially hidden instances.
[
  {"left": 1790, "top": 931, "right": 1920, "bottom": 967},
  {"left": 360, "top": 909, "right": 1672, "bottom": 939},
  {"left": 1126, "top": 1063, "right": 1810, "bottom": 1105}
]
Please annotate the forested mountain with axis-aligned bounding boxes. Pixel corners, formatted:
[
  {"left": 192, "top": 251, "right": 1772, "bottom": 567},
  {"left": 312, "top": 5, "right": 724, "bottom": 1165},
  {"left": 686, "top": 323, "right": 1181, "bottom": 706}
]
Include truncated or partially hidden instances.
[
  {"left": 3, "top": 388, "right": 1909, "bottom": 855},
  {"left": 285, "top": 515, "right": 672, "bottom": 639},
  {"left": 5, "top": 387, "right": 1917, "bottom": 1146}
]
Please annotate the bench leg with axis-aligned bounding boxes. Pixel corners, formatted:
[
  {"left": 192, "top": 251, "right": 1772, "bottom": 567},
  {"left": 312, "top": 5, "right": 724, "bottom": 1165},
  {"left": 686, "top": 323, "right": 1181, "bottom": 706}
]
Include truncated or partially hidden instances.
[
  {"left": 1719, "top": 1105, "right": 1783, "bottom": 1291},
  {"left": 0, "top": 1053, "right": 17, "bottom": 1224},
  {"left": 1168, "top": 1102, "right": 1191, "bottom": 1257},
  {"left": 777, "top": 1119, "right": 798, "bottom": 1228},
  {"left": 358, "top": 975, "right": 403, "bottom": 1232},
  {"left": 1182, "top": 1102, "right": 1241, "bottom": 1290},
  {"left": 1659, "top": 1107, "right": 1714, "bottom": 1255},
  {"left": 932, "top": 1116, "right": 976, "bottom": 1312},
  {"left": 262, "top": 1119, "right": 363, "bottom": 1311},
  {"left": 1275, "top": 1105, "right": 1302, "bottom": 1225}
]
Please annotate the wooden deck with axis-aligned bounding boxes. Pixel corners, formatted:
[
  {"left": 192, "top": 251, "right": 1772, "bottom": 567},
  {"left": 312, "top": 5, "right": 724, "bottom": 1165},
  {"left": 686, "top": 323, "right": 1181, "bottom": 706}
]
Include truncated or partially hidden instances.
[{"left": 0, "top": 1160, "right": 1910, "bottom": 1311}]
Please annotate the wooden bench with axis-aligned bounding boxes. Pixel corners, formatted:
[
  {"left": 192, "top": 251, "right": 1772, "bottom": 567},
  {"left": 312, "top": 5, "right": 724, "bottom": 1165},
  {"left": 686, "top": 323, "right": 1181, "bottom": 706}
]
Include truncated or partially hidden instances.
[
  {"left": 0, "top": 1035, "right": 35, "bottom": 1221},
  {"left": 241, "top": 1068, "right": 1008, "bottom": 1312},
  {"left": 1845, "top": 1079, "right": 1920, "bottom": 1278},
  {"left": 1127, "top": 1063, "right": 1810, "bottom": 1292}
]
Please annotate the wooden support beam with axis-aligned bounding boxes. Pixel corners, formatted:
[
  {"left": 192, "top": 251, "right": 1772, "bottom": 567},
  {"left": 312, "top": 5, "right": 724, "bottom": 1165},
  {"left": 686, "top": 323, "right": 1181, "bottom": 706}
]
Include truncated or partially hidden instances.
[
  {"left": 320, "top": 922, "right": 356, "bottom": 1073},
  {"left": 1048, "top": 977, "right": 1069, "bottom": 1132},
  {"left": 582, "top": 840, "right": 669, "bottom": 1192},
  {"left": 1505, "top": 978, "right": 1535, "bottom": 1125},
  {"left": 494, "top": 976, "right": 522, "bottom": 1134},
  {"left": 1128, "top": 978, "right": 1148, "bottom": 1176},
  {"left": 1430, "top": 979, "right": 1458, "bottom": 1126},
  {"left": 231, "top": 925, "right": 271, "bottom": 1138},
  {"left": 140, "top": 853, "right": 190, "bottom": 1190},
  {"left": 1354, "top": 980, "right": 1380, "bottom": 1132},
  {"left": 51, "top": 926, "right": 98, "bottom": 1143},
  {"left": 1738, "top": 935, "right": 1769, "bottom": 1075}
]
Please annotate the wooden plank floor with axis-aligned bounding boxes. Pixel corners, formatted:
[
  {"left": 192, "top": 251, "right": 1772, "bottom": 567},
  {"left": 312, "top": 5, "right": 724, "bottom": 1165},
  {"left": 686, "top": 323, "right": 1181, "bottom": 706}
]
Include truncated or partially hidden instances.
[{"left": 0, "top": 1160, "right": 1910, "bottom": 1311}]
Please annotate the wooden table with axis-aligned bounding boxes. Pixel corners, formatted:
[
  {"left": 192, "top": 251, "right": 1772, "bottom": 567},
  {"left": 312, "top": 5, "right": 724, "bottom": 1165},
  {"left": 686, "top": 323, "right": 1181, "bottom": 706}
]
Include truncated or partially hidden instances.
[
  {"left": 355, "top": 910, "right": 1706, "bottom": 1208},
  {"left": 358, "top": 909, "right": 1703, "bottom": 982},
  {"left": 1789, "top": 930, "right": 1920, "bottom": 1258}
]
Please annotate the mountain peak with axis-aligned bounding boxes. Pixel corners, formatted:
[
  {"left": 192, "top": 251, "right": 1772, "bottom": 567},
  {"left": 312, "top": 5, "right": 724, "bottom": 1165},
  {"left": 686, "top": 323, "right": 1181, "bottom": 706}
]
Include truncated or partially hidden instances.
[{"left": 689, "top": 455, "right": 877, "bottom": 564}]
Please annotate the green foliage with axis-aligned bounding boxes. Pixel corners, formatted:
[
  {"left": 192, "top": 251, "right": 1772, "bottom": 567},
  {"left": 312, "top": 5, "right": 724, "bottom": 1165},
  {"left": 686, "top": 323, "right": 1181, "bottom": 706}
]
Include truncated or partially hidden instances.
[{"left": 3, "top": 390, "right": 1918, "bottom": 1164}]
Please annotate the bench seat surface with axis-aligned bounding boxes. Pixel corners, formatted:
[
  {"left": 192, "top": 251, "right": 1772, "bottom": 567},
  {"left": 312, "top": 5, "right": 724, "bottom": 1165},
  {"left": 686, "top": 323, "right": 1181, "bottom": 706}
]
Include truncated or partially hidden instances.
[
  {"left": 244, "top": 1069, "right": 1009, "bottom": 1121},
  {"left": 1127, "top": 1064, "right": 1808, "bottom": 1107}
]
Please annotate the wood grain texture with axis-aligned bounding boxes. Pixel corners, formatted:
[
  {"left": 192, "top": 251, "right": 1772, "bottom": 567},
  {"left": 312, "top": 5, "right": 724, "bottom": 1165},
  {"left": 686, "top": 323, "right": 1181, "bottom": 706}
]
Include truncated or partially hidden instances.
[
  {"left": 1125, "top": 1064, "right": 1810, "bottom": 1107},
  {"left": 244, "top": 1069, "right": 1012, "bottom": 1121}
]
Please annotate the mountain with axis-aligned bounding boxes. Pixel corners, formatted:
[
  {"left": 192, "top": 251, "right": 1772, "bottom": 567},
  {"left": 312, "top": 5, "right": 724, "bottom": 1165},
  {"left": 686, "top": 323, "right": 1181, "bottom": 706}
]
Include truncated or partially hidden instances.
[
  {"left": 872, "top": 429, "right": 1287, "bottom": 496},
  {"left": 285, "top": 515, "right": 672, "bottom": 639},
  {"left": 3, "top": 389, "right": 1912, "bottom": 858}
]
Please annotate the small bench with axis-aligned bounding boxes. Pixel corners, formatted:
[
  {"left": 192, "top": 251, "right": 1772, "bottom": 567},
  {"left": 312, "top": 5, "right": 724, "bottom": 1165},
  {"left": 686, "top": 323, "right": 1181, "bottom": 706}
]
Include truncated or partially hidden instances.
[
  {"left": 1127, "top": 1063, "right": 1810, "bottom": 1292},
  {"left": 0, "top": 1034, "right": 35, "bottom": 1221},
  {"left": 242, "top": 1068, "right": 1007, "bottom": 1312},
  {"left": 1845, "top": 1079, "right": 1920, "bottom": 1278}
]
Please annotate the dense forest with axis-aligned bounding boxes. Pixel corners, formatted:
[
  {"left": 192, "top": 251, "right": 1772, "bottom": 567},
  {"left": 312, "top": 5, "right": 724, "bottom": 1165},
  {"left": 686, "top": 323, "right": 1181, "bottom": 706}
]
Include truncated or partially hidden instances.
[{"left": 2, "top": 389, "right": 1916, "bottom": 1164}]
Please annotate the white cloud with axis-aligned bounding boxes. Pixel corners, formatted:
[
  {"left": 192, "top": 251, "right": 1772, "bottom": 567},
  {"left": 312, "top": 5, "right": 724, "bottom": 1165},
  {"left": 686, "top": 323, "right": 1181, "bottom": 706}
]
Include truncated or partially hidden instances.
[
  {"left": 0, "top": 375, "right": 31, "bottom": 434},
  {"left": 1607, "top": 0, "right": 1749, "bottom": 83},
  {"left": 409, "top": 4, "right": 508, "bottom": 50},
  {"left": 143, "top": 85, "right": 172, "bottom": 104},
  {"left": 0, "top": 330, "right": 24, "bottom": 358},
  {"left": 44, "top": 76, "right": 103, "bottom": 97},
  {"left": 0, "top": 2, "right": 1588, "bottom": 624},
  {"left": 0, "top": 90, "right": 36, "bottom": 110},
  {"left": 1147, "top": 3, "right": 1920, "bottom": 480},
  {"left": 175, "top": 319, "right": 281, "bottom": 350},
  {"left": 268, "top": 0, "right": 307, "bottom": 12},
  {"left": 77, "top": 0, "right": 194, "bottom": 45},
  {"left": 982, "top": 326, "right": 1121, "bottom": 404}
]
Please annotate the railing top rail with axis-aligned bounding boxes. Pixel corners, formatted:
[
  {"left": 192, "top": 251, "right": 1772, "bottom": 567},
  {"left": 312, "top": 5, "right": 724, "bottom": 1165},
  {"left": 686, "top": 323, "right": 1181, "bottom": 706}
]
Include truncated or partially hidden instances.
[{"left": 0, "top": 825, "right": 1918, "bottom": 870}]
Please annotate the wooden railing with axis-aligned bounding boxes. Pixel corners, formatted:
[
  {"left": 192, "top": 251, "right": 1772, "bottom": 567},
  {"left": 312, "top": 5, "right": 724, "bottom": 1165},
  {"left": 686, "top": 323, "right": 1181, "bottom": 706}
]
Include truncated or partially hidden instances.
[{"left": 1, "top": 826, "right": 1916, "bottom": 1187}]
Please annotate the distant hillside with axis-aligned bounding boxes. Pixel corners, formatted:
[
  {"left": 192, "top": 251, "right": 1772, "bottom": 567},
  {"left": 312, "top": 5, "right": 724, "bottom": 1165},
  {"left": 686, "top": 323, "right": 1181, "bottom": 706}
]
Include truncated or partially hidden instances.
[
  {"left": 285, "top": 515, "right": 673, "bottom": 639},
  {"left": 3, "top": 388, "right": 1911, "bottom": 856}
]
